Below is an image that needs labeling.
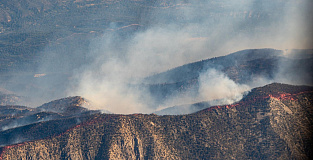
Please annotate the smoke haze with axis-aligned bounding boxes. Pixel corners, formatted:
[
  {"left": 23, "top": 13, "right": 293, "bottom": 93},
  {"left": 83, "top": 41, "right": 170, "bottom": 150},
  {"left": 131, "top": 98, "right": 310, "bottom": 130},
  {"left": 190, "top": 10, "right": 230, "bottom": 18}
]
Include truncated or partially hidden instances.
[
  {"left": 1, "top": 0, "right": 312, "bottom": 114},
  {"left": 66, "top": 0, "right": 313, "bottom": 114}
]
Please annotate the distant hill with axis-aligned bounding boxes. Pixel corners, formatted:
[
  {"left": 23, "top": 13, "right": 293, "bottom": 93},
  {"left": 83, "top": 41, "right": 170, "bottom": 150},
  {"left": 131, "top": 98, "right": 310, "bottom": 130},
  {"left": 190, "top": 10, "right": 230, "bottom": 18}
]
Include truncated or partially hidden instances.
[
  {"left": 0, "top": 88, "right": 21, "bottom": 105},
  {"left": 145, "top": 49, "right": 313, "bottom": 105},
  {"left": 0, "top": 96, "right": 100, "bottom": 147},
  {"left": 0, "top": 0, "right": 149, "bottom": 73},
  {"left": 145, "top": 49, "right": 283, "bottom": 84},
  {"left": 38, "top": 96, "right": 89, "bottom": 115}
]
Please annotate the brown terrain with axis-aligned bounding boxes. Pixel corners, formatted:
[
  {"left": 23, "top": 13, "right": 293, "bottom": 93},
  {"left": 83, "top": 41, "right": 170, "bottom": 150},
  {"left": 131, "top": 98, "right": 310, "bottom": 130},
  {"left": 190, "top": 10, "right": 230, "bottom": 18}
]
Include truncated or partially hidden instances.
[
  {"left": 0, "top": 1, "right": 312, "bottom": 159},
  {"left": 0, "top": 83, "right": 312, "bottom": 159}
]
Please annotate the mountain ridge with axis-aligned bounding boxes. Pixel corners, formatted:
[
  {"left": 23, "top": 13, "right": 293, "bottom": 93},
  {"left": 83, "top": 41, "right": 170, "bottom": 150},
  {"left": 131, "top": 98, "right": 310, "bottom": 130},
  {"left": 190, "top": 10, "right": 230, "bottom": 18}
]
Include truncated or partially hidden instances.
[{"left": 1, "top": 83, "right": 312, "bottom": 159}]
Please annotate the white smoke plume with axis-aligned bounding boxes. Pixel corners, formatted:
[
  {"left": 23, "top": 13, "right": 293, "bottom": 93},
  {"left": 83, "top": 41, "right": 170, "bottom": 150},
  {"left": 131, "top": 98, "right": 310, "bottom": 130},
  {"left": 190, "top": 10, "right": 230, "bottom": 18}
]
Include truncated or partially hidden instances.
[
  {"left": 198, "top": 69, "right": 250, "bottom": 102},
  {"left": 156, "top": 68, "right": 250, "bottom": 113}
]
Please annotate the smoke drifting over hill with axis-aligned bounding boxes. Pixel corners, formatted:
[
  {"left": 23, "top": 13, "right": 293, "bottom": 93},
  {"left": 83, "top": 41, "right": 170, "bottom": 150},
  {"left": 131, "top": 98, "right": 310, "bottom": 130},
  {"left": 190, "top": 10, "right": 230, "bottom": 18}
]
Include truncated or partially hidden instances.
[
  {"left": 1, "top": 0, "right": 312, "bottom": 113},
  {"left": 65, "top": 0, "right": 313, "bottom": 114}
]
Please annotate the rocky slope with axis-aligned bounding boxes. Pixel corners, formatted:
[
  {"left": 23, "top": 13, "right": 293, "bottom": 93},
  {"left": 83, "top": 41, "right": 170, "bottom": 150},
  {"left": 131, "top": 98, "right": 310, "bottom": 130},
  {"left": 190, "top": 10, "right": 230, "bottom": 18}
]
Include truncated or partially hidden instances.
[{"left": 0, "top": 83, "right": 312, "bottom": 159}]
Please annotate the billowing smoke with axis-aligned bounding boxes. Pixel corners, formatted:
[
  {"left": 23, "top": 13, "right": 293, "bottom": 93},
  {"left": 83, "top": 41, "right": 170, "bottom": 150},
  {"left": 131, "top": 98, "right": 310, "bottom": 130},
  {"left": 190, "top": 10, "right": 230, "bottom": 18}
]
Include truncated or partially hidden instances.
[
  {"left": 155, "top": 68, "right": 250, "bottom": 113},
  {"left": 1, "top": 0, "right": 312, "bottom": 114},
  {"left": 273, "top": 49, "right": 313, "bottom": 86},
  {"left": 198, "top": 69, "right": 249, "bottom": 103},
  {"left": 67, "top": 27, "right": 208, "bottom": 113},
  {"left": 65, "top": 0, "right": 313, "bottom": 114}
]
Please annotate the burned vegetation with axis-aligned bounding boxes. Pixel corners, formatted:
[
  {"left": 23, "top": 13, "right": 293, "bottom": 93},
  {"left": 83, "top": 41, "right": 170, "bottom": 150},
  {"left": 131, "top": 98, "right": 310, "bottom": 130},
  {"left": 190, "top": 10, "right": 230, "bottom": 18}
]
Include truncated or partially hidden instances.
[{"left": 0, "top": 83, "right": 312, "bottom": 159}]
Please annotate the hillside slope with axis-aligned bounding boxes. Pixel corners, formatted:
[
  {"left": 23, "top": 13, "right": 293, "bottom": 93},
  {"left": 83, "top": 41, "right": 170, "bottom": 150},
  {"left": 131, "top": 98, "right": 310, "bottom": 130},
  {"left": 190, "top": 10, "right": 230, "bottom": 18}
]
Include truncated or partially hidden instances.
[
  {"left": 0, "top": 83, "right": 312, "bottom": 159},
  {"left": 145, "top": 49, "right": 313, "bottom": 104},
  {"left": 0, "top": 96, "right": 101, "bottom": 147}
]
